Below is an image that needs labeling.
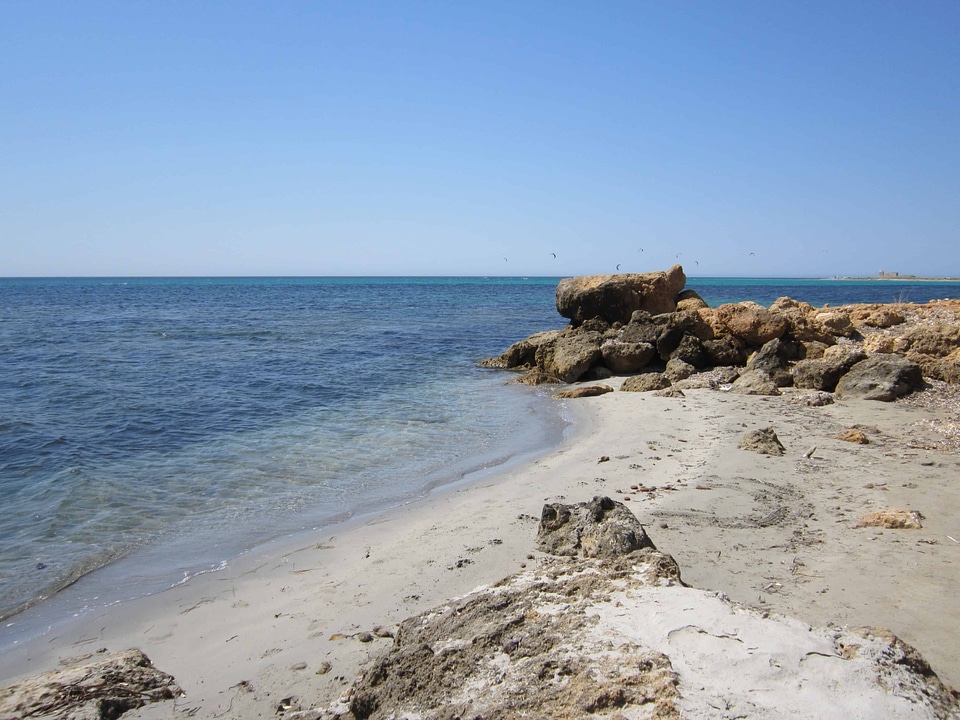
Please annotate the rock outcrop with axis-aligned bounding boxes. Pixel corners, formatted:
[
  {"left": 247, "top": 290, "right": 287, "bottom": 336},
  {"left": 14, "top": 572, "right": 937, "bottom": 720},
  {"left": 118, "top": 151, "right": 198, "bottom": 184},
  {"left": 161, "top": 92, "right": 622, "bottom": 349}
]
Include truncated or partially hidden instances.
[
  {"left": 0, "top": 648, "right": 180, "bottom": 720},
  {"left": 311, "top": 502, "right": 960, "bottom": 720},
  {"left": 555, "top": 265, "right": 686, "bottom": 326},
  {"left": 537, "top": 496, "right": 656, "bottom": 558},
  {"left": 481, "top": 267, "right": 955, "bottom": 396},
  {"left": 835, "top": 354, "right": 923, "bottom": 401}
]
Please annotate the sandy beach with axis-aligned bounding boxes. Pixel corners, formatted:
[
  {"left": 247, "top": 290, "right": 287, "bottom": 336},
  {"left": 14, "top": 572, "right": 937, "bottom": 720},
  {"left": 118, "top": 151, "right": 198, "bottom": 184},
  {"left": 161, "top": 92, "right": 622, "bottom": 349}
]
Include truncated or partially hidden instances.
[{"left": 2, "top": 372, "right": 959, "bottom": 717}]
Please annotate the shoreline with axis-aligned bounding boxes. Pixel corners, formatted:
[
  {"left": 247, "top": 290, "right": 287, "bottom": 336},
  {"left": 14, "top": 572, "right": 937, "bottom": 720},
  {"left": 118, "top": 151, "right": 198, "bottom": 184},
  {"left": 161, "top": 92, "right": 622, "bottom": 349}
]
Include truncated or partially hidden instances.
[
  {"left": 3, "top": 378, "right": 959, "bottom": 716},
  {"left": 0, "top": 375, "right": 568, "bottom": 637}
]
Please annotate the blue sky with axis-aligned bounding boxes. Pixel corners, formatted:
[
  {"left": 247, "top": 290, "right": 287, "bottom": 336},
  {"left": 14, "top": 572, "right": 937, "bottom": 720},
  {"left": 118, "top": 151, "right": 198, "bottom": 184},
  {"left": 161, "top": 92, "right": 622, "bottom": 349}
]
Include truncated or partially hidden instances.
[{"left": 2, "top": 2, "right": 958, "bottom": 277}]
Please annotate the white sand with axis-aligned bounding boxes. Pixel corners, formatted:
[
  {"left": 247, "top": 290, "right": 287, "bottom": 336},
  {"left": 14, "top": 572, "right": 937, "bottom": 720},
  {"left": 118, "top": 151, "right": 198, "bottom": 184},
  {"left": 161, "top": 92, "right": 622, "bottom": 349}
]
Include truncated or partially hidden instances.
[{"left": 2, "top": 381, "right": 959, "bottom": 718}]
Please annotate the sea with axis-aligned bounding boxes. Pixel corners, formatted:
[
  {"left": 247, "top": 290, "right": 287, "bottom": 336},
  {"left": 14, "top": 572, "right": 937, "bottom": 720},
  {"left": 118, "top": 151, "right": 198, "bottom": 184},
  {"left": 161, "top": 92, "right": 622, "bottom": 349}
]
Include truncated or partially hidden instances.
[{"left": 2, "top": 275, "right": 960, "bottom": 642}]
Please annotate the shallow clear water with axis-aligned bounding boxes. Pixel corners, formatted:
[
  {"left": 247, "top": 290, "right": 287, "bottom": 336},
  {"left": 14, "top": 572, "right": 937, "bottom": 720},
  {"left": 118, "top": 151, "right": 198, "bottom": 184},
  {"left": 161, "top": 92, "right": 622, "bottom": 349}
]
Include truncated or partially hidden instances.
[{"left": 0, "top": 277, "right": 567, "bottom": 620}]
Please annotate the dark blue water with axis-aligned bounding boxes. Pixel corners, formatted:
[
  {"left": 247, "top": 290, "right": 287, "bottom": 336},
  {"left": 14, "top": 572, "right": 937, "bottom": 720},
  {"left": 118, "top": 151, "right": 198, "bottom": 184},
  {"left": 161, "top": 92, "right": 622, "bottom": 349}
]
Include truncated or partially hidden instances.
[{"left": 3, "top": 275, "right": 960, "bottom": 628}]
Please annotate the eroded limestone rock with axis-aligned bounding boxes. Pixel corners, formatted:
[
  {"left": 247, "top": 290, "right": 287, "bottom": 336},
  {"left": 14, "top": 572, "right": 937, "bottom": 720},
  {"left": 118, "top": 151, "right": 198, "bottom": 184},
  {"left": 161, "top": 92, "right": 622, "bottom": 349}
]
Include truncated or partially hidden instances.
[
  {"left": 0, "top": 649, "right": 180, "bottom": 720},
  {"left": 555, "top": 265, "right": 686, "bottom": 326},
  {"left": 536, "top": 496, "right": 655, "bottom": 558}
]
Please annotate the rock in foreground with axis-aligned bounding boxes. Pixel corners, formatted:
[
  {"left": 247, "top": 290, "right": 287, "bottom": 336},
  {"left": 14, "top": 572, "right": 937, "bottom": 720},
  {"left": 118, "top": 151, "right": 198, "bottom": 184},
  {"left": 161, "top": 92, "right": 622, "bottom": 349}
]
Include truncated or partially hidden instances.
[
  {"left": 537, "top": 495, "right": 655, "bottom": 558},
  {"left": 308, "top": 501, "right": 959, "bottom": 720},
  {"left": 0, "top": 648, "right": 180, "bottom": 720}
]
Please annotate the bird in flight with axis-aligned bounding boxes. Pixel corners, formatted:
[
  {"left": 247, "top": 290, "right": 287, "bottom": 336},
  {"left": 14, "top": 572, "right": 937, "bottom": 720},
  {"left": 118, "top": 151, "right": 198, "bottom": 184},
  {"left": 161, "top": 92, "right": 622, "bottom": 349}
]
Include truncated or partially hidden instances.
[
  {"left": 616, "top": 264, "right": 622, "bottom": 271},
  {"left": 551, "top": 252, "right": 557, "bottom": 259}
]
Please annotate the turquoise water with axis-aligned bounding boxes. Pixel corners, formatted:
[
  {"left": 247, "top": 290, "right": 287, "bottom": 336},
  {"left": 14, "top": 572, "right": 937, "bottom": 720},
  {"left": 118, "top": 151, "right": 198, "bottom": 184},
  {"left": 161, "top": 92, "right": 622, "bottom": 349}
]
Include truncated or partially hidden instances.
[{"left": 2, "top": 274, "right": 959, "bottom": 632}]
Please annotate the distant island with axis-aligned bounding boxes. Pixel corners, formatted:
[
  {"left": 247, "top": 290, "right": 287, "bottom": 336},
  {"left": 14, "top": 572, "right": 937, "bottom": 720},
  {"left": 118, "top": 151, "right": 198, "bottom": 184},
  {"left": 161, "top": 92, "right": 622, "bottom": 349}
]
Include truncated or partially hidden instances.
[{"left": 826, "top": 271, "right": 960, "bottom": 282}]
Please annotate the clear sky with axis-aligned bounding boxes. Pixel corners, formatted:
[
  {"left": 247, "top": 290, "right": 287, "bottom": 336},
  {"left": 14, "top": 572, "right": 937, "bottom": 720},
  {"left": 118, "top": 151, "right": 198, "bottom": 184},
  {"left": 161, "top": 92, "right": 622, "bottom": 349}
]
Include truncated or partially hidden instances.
[{"left": 2, "top": 2, "right": 958, "bottom": 278}]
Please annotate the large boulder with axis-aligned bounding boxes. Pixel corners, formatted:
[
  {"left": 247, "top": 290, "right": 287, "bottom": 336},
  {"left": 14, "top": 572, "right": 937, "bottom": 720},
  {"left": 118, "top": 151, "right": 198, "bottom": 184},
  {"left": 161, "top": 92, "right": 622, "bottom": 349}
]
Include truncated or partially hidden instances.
[
  {"left": 730, "top": 369, "right": 781, "bottom": 396},
  {"left": 745, "top": 338, "right": 793, "bottom": 387},
  {"left": 900, "top": 324, "right": 960, "bottom": 357},
  {"left": 325, "top": 557, "right": 960, "bottom": 720},
  {"left": 770, "top": 297, "right": 836, "bottom": 344},
  {"left": 714, "top": 303, "right": 788, "bottom": 347},
  {"left": 791, "top": 345, "right": 867, "bottom": 392},
  {"left": 600, "top": 339, "right": 656, "bottom": 373},
  {"left": 537, "top": 496, "right": 655, "bottom": 558},
  {"left": 703, "top": 336, "right": 746, "bottom": 366},
  {"left": 618, "top": 318, "right": 661, "bottom": 345},
  {"left": 535, "top": 330, "right": 603, "bottom": 383},
  {"left": 907, "top": 349, "right": 960, "bottom": 384},
  {"left": 555, "top": 265, "right": 687, "bottom": 326},
  {"left": 812, "top": 308, "right": 857, "bottom": 338},
  {"left": 835, "top": 354, "right": 923, "bottom": 401},
  {"left": 670, "top": 334, "right": 709, "bottom": 368},
  {"left": 479, "top": 329, "right": 562, "bottom": 369},
  {"left": 621, "top": 372, "right": 672, "bottom": 392},
  {"left": 664, "top": 357, "right": 695, "bottom": 383}
]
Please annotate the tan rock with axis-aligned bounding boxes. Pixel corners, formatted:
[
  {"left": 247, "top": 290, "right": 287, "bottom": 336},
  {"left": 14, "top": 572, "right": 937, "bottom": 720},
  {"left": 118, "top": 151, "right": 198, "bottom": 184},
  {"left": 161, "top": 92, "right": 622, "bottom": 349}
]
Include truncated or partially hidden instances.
[
  {"left": 555, "top": 265, "right": 686, "bottom": 326},
  {"left": 854, "top": 509, "right": 923, "bottom": 529},
  {"left": 714, "top": 303, "right": 788, "bottom": 346},
  {"left": 770, "top": 297, "right": 836, "bottom": 344},
  {"left": 553, "top": 385, "right": 614, "bottom": 399},
  {"left": 863, "top": 307, "right": 906, "bottom": 328},
  {"left": 901, "top": 323, "right": 960, "bottom": 357},
  {"left": 812, "top": 308, "right": 856, "bottom": 338},
  {"left": 536, "top": 331, "right": 603, "bottom": 383},
  {"left": 863, "top": 334, "right": 900, "bottom": 354},
  {"left": 600, "top": 339, "right": 656, "bottom": 373},
  {"left": 730, "top": 369, "right": 781, "bottom": 396},
  {"left": 655, "top": 387, "right": 686, "bottom": 398},
  {"left": 511, "top": 369, "right": 562, "bottom": 385},
  {"left": 676, "top": 288, "right": 709, "bottom": 311},
  {"left": 907, "top": 350, "right": 960, "bottom": 384},
  {"left": 621, "top": 373, "right": 671, "bottom": 392},
  {"left": 0, "top": 649, "right": 180, "bottom": 719},
  {"left": 835, "top": 428, "right": 869, "bottom": 444},
  {"left": 480, "top": 329, "right": 563, "bottom": 369}
]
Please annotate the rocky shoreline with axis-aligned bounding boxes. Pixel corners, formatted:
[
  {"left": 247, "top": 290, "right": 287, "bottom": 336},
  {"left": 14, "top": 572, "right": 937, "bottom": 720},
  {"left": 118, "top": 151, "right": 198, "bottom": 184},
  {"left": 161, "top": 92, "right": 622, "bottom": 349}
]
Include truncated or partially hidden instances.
[{"left": 480, "top": 265, "right": 960, "bottom": 394}]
